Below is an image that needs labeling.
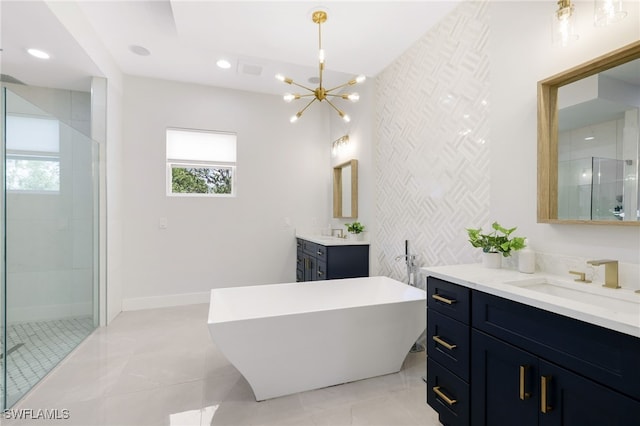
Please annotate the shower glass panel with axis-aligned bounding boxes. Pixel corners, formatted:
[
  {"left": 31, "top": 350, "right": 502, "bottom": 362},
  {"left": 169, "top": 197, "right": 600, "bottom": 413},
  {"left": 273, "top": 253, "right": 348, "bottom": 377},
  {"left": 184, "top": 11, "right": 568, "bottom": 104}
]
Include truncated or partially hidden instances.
[
  {"left": 1, "top": 87, "right": 99, "bottom": 408},
  {"left": 557, "top": 157, "right": 593, "bottom": 220},
  {"left": 558, "top": 157, "right": 625, "bottom": 221},
  {"left": 591, "top": 157, "right": 624, "bottom": 221}
]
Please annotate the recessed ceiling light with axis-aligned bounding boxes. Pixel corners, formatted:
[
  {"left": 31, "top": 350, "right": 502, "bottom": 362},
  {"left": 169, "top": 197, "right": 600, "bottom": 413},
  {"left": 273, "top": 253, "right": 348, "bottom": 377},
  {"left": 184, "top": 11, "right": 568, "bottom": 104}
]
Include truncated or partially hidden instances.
[
  {"left": 129, "top": 45, "right": 151, "bottom": 56},
  {"left": 27, "top": 48, "right": 50, "bottom": 60},
  {"left": 216, "top": 59, "right": 231, "bottom": 69}
]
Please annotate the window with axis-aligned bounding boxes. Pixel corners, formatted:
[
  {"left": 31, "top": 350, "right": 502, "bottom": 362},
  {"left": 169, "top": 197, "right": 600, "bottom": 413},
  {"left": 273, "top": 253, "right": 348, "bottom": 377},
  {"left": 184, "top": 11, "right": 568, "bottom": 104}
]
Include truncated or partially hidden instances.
[
  {"left": 5, "top": 115, "right": 60, "bottom": 192},
  {"left": 166, "top": 128, "right": 237, "bottom": 196}
]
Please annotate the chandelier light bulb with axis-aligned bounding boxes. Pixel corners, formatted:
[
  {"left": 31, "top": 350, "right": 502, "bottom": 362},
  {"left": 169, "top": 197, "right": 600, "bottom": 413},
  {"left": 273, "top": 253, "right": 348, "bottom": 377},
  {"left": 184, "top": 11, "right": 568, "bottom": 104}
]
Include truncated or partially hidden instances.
[
  {"left": 290, "top": 113, "right": 301, "bottom": 123},
  {"left": 341, "top": 113, "right": 351, "bottom": 123},
  {"left": 283, "top": 93, "right": 296, "bottom": 103},
  {"left": 347, "top": 93, "right": 359, "bottom": 102},
  {"left": 319, "top": 49, "right": 325, "bottom": 64},
  {"left": 355, "top": 75, "right": 366, "bottom": 84}
]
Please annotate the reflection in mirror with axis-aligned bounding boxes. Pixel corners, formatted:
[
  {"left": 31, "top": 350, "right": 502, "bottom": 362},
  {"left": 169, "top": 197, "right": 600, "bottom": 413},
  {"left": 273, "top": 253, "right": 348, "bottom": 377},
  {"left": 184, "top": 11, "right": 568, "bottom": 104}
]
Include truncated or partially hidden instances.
[
  {"left": 333, "top": 159, "right": 358, "bottom": 219},
  {"left": 538, "top": 41, "right": 640, "bottom": 225},
  {"left": 342, "top": 165, "right": 352, "bottom": 217}
]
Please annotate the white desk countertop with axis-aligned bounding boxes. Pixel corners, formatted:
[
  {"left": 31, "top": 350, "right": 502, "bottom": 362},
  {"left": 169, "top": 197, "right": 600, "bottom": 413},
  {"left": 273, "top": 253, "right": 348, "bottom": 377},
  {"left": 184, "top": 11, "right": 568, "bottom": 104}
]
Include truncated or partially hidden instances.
[{"left": 422, "top": 264, "right": 640, "bottom": 339}]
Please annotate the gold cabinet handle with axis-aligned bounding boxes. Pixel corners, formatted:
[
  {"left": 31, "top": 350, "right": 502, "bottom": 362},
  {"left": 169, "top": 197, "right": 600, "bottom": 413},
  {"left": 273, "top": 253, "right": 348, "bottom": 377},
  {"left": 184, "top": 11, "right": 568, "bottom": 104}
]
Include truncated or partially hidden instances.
[
  {"left": 519, "top": 365, "right": 531, "bottom": 400},
  {"left": 432, "top": 335, "right": 457, "bottom": 350},
  {"left": 432, "top": 386, "right": 457, "bottom": 406},
  {"left": 431, "top": 294, "right": 457, "bottom": 305},
  {"left": 541, "top": 375, "right": 552, "bottom": 414}
]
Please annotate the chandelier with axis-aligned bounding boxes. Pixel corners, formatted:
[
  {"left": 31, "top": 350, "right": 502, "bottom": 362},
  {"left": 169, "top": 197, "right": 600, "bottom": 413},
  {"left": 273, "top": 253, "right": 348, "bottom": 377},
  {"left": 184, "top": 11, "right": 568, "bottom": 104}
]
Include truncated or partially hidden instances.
[{"left": 276, "top": 10, "right": 366, "bottom": 123}]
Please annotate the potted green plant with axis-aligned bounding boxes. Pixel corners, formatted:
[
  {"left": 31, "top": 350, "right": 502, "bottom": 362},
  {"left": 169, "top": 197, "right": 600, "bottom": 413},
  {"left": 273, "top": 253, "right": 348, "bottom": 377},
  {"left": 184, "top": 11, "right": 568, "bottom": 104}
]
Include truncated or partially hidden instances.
[
  {"left": 466, "top": 222, "right": 526, "bottom": 268},
  {"left": 345, "top": 222, "right": 365, "bottom": 241}
]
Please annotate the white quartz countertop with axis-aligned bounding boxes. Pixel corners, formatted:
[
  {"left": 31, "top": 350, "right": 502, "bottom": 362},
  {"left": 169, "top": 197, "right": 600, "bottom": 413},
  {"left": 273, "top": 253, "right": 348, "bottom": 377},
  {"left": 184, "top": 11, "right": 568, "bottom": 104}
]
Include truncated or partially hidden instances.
[
  {"left": 422, "top": 264, "right": 640, "bottom": 339},
  {"left": 296, "top": 233, "right": 370, "bottom": 246}
]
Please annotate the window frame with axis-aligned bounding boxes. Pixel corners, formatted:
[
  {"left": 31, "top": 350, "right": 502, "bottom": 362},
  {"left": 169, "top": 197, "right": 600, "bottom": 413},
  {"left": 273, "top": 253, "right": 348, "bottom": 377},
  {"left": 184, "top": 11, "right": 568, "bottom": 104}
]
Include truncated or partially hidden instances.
[{"left": 165, "top": 128, "right": 237, "bottom": 197}]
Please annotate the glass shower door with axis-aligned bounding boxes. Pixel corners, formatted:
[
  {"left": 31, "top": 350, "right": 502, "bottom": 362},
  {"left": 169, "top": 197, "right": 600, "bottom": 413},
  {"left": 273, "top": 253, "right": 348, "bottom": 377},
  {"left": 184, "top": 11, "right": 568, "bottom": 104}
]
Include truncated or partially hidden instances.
[{"left": 1, "top": 87, "right": 99, "bottom": 408}]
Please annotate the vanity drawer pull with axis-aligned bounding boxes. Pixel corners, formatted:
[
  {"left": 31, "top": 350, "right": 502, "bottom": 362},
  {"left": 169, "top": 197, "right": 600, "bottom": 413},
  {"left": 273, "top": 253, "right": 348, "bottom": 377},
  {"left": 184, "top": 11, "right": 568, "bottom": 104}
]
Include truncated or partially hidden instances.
[
  {"left": 432, "top": 386, "right": 457, "bottom": 406},
  {"left": 433, "top": 335, "right": 457, "bottom": 350},
  {"left": 317, "top": 250, "right": 324, "bottom": 256},
  {"left": 519, "top": 365, "right": 531, "bottom": 400},
  {"left": 432, "top": 294, "right": 457, "bottom": 305},
  {"left": 541, "top": 375, "right": 552, "bottom": 414},
  {"left": 317, "top": 270, "right": 324, "bottom": 276}
]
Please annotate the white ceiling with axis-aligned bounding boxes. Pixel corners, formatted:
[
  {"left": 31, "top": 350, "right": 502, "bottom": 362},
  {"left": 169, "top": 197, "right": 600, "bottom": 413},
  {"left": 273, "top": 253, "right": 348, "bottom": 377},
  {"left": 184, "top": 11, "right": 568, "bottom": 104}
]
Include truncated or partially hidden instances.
[{"left": 1, "top": 1, "right": 463, "bottom": 94}]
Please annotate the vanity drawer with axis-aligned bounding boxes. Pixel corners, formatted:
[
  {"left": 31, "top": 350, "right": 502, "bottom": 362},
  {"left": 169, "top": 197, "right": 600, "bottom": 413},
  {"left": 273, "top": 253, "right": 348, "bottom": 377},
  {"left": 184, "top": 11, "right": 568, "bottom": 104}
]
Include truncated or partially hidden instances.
[
  {"left": 301, "top": 240, "right": 319, "bottom": 256},
  {"left": 427, "top": 357, "right": 470, "bottom": 426},
  {"left": 473, "top": 291, "right": 640, "bottom": 401},
  {"left": 427, "top": 309, "right": 470, "bottom": 382},
  {"left": 314, "top": 244, "right": 327, "bottom": 262},
  {"left": 427, "top": 277, "right": 471, "bottom": 324}
]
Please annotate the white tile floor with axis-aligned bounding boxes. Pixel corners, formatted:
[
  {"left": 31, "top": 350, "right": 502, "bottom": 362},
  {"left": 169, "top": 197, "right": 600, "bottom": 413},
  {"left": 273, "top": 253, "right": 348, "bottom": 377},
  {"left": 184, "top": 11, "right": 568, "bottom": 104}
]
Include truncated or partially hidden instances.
[{"left": 4, "top": 304, "right": 441, "bottom": 426}]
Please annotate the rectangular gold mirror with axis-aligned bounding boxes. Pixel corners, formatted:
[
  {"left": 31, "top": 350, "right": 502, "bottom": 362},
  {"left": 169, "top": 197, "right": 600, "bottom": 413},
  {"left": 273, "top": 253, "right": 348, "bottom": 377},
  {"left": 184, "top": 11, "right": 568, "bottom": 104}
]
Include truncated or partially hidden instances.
[
  {"left": 538, "top": 41, "right": 640, "bottom": 225},
  {"left": 333, "top": 159, "right": 358, "bottom": 219}
]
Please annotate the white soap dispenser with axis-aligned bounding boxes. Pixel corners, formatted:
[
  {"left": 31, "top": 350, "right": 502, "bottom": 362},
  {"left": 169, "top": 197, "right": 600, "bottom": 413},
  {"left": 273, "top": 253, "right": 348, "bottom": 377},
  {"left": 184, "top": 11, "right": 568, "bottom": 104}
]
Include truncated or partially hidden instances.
[{"left": 518, "top": 239, "right": 535, "bottom": 274}]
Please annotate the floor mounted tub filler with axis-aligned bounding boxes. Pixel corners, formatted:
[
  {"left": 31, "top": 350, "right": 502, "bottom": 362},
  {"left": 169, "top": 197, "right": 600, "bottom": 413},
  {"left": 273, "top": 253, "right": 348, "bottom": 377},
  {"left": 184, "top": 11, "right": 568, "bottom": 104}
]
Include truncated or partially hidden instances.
[{"left": 207, "top": 276, "right": 426, "bottom": 401}]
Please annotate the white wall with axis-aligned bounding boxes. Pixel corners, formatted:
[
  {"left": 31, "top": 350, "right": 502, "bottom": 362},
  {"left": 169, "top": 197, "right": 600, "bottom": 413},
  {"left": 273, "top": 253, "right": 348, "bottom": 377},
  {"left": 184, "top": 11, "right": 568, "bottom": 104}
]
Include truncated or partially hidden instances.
[
  {"left": 374, "top": 0, "right": 491, "bottom": 283},
  {"left": 373, "top": 0, "right": 639, "bottom": 285},
  {"left": 46, "top": 0, "right": 126, "bottom": 323},
  {"left": 121, "top": 76, "right": 331, "bottom": 309},
  {"left": 489, "top": 0, "right": 640, "bottom": 263}
]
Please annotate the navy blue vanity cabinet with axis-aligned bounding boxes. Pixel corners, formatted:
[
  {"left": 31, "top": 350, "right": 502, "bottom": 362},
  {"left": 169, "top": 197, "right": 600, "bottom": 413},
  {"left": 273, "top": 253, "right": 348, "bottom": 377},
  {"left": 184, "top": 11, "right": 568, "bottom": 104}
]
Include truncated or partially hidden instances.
[
  {"left": 471, "top": 291, "right": 640, "bottom": 426},
  {"left": 426, "top": 276, "right": 640, "bottom": 426},
  {"left": 426, "top": 276, "right": 471, "bottom": 426},
  {"left": 296, "top": 238, "right": 369, "bottom": 282}
]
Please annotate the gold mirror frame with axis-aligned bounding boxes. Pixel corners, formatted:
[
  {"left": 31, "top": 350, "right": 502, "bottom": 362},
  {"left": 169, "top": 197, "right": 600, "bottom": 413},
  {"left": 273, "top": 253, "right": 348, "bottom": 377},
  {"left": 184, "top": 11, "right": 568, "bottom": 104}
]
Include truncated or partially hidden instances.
[
  {"left": 333, "top": 159, "right": 358, "bottom": 219},
  {"left": 538, "top": 40, "right": 640, "bottom": 226}
]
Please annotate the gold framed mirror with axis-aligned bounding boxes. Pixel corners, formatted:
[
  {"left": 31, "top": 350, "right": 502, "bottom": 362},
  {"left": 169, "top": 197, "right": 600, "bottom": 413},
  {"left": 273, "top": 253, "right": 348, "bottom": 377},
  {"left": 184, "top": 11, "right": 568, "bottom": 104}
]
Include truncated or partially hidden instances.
[
  {"left": 538, "top": 40, "right": 640, "bottom": 225},
  {"left": 333, "top": 159, "right": 358, "bottom": 219}
]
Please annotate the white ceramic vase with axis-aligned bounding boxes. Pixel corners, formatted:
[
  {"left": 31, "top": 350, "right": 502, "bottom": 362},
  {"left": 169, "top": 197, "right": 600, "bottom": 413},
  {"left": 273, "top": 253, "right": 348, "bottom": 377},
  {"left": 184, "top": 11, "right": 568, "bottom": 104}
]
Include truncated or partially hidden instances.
[
  {"left": 348, "top": 232, "right": 364, "bottom": 241},
  {"left": 482, "top": 252, "right": 502, "bottom": 269}
]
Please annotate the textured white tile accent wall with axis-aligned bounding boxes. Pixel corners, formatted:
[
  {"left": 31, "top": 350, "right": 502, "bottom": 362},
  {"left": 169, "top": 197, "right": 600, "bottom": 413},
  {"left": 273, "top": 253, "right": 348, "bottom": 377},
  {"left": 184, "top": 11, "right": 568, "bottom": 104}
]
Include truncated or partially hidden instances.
[{"left": 374, "top": 1, "right": 490, "bottom": 285}]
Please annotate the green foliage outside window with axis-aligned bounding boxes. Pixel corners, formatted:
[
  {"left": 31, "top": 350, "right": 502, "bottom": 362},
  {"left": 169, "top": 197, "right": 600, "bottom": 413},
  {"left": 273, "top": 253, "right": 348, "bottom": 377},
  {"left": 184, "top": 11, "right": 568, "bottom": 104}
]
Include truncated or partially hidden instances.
[{"left": 171, "top": 167, "right": 232, "bottom": 194}]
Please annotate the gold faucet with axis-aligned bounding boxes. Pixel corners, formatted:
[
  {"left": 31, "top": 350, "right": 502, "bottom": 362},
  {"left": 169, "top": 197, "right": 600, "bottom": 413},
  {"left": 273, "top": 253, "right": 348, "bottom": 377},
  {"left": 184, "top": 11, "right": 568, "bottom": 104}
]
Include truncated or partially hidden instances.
[
  {"left": 568, "top": 270, "right": 591, "bottom": 283},
  {"left": 586, "top": 259, "right": 619, "bottom": 289}
]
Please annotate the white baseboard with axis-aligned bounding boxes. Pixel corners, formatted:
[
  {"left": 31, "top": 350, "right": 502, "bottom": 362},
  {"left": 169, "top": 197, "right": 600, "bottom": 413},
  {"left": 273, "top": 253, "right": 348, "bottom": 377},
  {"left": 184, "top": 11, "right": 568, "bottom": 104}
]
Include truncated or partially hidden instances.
[{"left": 122, "top": 291, "right": 210, "bottom": 311}]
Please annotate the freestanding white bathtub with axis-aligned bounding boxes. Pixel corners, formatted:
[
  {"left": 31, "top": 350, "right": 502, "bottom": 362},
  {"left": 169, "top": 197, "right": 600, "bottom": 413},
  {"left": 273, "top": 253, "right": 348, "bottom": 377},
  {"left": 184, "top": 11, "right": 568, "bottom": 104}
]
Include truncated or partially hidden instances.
[{"left": 207, "top": 276, "right": 426, "bottom": 401}]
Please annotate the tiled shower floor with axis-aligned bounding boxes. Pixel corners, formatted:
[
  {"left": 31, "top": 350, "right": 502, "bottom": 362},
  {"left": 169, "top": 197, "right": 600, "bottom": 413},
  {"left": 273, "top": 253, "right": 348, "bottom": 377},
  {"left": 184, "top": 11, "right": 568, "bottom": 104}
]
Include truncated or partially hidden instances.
[{"left": 1, "top": 316, "right": 94, "bottom": 407}]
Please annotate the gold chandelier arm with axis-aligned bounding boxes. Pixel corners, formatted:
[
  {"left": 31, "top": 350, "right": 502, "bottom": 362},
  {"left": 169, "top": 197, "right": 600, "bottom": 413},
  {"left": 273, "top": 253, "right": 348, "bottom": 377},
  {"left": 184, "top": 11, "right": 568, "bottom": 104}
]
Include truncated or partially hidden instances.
[
  {"left": 325, "top": 80, "right": 356, "bottom": 93},
  {"left": 324, "top": 98, "right": 345, "bottom": 116},
  {"left": 289, "top": 79, "right": 316, "bottom": 93},
  {"left": 297, "top": 97, "right": 318, "bottom": 116}
]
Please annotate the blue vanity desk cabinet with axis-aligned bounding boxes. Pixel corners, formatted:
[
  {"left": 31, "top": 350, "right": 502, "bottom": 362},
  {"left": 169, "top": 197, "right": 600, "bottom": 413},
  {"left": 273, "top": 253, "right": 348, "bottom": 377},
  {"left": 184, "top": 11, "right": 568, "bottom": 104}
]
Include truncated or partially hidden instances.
[
  {"left": 426, "top": 276, "right": 640, "bottom": 426},
  {"left": 296, "top": 238, "right": 369, "bottom": 282}
]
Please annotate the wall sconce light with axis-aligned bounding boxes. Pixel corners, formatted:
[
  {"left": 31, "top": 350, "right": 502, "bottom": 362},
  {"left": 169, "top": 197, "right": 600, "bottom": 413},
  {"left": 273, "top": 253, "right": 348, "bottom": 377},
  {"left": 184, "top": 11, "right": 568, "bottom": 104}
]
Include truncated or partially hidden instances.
[
  {"left": 553, "top": 0, "right": 579, "bottom": 47},
  {"left": 331, "top": 135, "right": 350, "bottom": 157},
  {"left": 594, "top": 0, "right": 627, "bottom": 26}
]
